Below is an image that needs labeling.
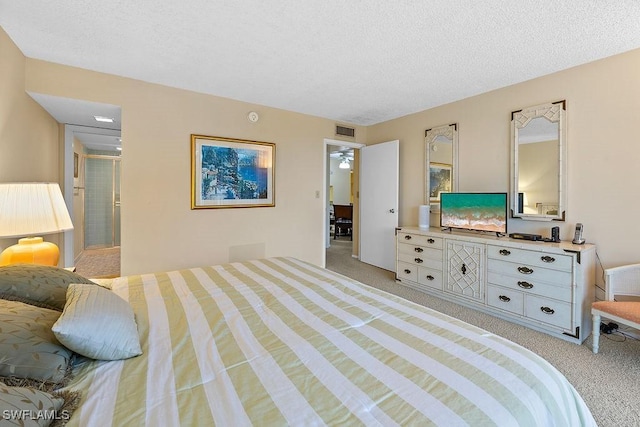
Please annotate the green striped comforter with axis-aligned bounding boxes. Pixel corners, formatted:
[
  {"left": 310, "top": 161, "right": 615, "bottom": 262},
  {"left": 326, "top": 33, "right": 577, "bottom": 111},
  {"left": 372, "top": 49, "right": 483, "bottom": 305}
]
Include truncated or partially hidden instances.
[{"left": 66, "top": 257, "right": 595, "bottom": 426}]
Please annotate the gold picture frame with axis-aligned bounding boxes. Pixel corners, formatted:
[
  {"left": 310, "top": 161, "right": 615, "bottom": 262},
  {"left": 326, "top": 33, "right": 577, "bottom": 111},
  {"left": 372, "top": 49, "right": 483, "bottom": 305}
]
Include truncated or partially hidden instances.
[{"left": 191, "top": 134, "right": 275, "bottom": 209}]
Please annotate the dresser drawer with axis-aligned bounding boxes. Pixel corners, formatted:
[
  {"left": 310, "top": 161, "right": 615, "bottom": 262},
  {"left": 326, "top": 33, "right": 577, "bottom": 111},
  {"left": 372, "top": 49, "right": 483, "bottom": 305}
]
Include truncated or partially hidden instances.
[
  {"left": 398, "top": 251, "right": 442, "bottom": 270},
  {"left": 487, "top": 245, "right": 572, "bottom": 271},
  {"left": 398, "top": 243, "right": 442, "bottom": 261},
  {"left": 487, "top": 285, "right": 524, "bottom": 315},
  {"left": 417, "top": 266, "right": 443, "bottom": 291},
  {"left": 525, "top": 295, "right": 572, "bottom": 330},
  {"left": 398, "top": 232, "right": 443, "bottom": 249},
  {"left": 487, "top": 258, "right": 571, "bottom": 288},
  {"left": 487, "top": 270, "right": 572, "bottom": 302},
  {"left": 397, "top": 261, "right": 418, "bottom": 282}
]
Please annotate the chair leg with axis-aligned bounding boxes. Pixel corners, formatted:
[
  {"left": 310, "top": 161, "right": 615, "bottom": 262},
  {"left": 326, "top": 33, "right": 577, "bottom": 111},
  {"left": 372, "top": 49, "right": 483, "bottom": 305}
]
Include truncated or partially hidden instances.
[{"left": 592, "top": 313, "right": 601, "bottom": 354}]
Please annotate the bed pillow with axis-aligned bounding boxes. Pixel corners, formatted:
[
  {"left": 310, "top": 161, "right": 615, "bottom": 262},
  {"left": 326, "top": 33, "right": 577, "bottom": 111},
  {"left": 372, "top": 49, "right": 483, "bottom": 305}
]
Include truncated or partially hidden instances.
[
  {"left": 52, "top": 283, "right": 142, "bottom": 361},
  {"left": 0, "top": 300, "right": 73, "bottom": 384},
  {"left": 0, "top": 264, "right": 96, "bottom": 311},
  {"left": 0, "top": 382, "right": 64, "bottom": 427}
]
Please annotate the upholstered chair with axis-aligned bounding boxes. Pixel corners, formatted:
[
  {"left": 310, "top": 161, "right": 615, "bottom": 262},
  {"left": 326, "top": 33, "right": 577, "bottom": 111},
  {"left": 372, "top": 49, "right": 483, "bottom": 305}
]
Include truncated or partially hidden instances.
[{"left": 592, "top": 263, "right": 640, "bottom": 353}]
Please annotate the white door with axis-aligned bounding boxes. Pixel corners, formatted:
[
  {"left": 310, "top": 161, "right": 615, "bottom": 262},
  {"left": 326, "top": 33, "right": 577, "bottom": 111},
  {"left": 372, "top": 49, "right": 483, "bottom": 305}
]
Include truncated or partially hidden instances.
[{"left": 360, "top": 140, "right": 399, "bottom": 271}]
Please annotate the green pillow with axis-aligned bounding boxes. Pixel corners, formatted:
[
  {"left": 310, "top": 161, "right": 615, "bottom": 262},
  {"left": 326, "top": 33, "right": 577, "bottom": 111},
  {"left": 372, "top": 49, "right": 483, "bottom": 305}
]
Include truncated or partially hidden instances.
[
  {"left": 52, "top": 283, "right": 142, "bottom": 361},
  {"left": 0, "top": 382, "right": 64, "bottom": 427},
  {"left": 0, "top": 264, "right": 96, "bottom": 311},
  {"left": 0, "top": 300, "right": 73, "bottom": 384}
]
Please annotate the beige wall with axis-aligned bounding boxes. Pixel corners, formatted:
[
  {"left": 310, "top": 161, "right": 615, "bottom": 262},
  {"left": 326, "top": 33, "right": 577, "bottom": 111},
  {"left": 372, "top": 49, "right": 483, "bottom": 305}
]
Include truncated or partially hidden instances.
[
  {"left": 0, "top": 29, "right": 65, "bottom": 262},
  {"left": 368, "top": 48, "right": 640, "bottom": 284},
  {"left": 19, "top": 52, "right": 365, "bottom": 275}
]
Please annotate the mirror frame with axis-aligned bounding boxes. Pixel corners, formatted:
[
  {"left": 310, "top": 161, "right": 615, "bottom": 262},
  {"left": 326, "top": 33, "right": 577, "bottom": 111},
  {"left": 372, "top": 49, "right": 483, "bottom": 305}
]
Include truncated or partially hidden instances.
[
  {"left": 511, "top": 100, "right": 566, "bottom": 221},
  {"left": 425, "top": 123, "right": 458, "bottom": 205}
]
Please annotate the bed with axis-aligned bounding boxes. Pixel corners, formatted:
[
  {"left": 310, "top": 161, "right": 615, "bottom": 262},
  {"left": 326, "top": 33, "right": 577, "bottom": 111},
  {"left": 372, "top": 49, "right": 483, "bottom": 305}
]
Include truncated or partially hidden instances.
[{"left": 2, "top": 257, "right": 595, "bottom": 426}]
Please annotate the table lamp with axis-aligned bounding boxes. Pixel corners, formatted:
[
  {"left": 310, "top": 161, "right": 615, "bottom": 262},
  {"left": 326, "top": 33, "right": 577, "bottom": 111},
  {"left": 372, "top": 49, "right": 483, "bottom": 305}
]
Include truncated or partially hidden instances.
[{"left": 0, "top": 183, "right": 73, "bottom": 266}]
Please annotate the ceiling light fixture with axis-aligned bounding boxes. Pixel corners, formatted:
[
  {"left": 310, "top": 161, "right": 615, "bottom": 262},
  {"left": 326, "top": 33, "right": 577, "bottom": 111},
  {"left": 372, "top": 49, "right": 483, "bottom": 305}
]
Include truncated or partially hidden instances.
[
  {"left": 339, "top": 158, "right": 350, "bottom": 169},
  {"left": 94, "top": 116, "right": 114, "bottom": 123}
]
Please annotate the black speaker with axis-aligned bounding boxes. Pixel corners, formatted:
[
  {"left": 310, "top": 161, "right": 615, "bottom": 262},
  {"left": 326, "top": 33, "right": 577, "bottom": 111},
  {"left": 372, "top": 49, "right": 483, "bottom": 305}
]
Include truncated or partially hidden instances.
[{"left": 551, "top": 226, "right": 560, "bottom": 243}]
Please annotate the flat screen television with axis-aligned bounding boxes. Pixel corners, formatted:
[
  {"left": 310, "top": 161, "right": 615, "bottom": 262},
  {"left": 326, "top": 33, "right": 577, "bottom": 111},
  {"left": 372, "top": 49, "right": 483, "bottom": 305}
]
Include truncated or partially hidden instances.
[{"left": 440, "top": 192, "right": 508, "bottom": 235}]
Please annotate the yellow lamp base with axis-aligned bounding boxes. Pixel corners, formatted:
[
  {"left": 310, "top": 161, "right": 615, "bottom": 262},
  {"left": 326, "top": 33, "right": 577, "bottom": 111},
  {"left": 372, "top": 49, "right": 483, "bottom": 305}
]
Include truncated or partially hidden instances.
[{"left": 0, "top": 237, "right": 60, "bottom": 266}]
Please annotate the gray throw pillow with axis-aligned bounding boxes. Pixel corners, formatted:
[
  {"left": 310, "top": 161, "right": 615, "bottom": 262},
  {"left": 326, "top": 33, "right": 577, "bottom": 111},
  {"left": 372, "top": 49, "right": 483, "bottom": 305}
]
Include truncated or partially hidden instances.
[
  {"left": 52, "top": 283, "right": 142, "bottom": 361},
  {"left": 0, "top": 264, "right": 96, "bottom": 311},
  {"left": 0, "top": 300, "right": 73, "bottom": 383},
  {"left": 0, "top": 381, "right": 65, "bottom": 427}
]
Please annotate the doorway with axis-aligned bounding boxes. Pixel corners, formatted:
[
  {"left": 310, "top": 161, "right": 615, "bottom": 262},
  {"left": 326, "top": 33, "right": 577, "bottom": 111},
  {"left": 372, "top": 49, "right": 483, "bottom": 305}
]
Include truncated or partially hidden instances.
[{"left": 324, "top": 139, "right": 364, "bottom": 268}]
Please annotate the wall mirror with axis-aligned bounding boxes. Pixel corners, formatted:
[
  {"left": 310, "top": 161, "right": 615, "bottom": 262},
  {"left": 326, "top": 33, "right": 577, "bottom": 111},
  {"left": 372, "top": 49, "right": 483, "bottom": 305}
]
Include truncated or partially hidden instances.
[
  {"left": 511, "top": 100, "right": 566, "bottom": 221},
  {"left": 425, "top": 124, "right": 458, "bottom": 205}
]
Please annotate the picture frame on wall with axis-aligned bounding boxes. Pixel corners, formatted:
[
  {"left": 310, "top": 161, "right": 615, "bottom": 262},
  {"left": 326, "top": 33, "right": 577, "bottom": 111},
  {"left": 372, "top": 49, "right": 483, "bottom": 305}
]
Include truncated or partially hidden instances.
[
  {"left": 429, "top": 162, "right": 452, "bottom": 202},
  {"left": 191, "top": 134, "right": 275, "bottom": 209}
]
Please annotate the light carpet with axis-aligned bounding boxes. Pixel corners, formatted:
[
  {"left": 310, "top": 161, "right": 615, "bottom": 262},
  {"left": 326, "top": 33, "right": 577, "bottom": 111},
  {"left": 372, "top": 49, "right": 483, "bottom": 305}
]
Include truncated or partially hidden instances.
[
  {"left": 74, "top": 246, "right": 121, "bottom": 279},
  {"left": 326, "top": 239, "right": 640, "bottom": 427}
]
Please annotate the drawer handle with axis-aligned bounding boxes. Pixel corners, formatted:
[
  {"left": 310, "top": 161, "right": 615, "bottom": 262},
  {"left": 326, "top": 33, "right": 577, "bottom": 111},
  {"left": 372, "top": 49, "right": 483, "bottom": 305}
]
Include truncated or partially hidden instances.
[
  {"left": 540, "top": 306, "right": 555, "bottom": 315},
  {"left": 426, "top": 275, "right": 435, "bottom": 281},
  {"left": 499, "top": 249, "right": 511, "bottom": 256},
  {"left": 404, "top": 269, "right": 411, "bottom": 274},
  {"left": 517, "top": 281, "right": 534, "bottom": 289},
  {"left": 517, "top": 266, "right": 534, "bottom": 275},
  {"left": 404, "top": 235, "right": 412, "bottom": 240},
  {"left": 541, "top": 255, "right": 556, "bottom": 263},
  {"left": 427, "top": 238, "right": 435, "bottom": 244},
  {"left": 414, "top": 247, "right": 424, "bottom": 253},
  {"left": 414, "top": 258, "right": 423, "bottom": 264},
  {"left": 499, "top": 295, "right": 511, "bottom": 302}
]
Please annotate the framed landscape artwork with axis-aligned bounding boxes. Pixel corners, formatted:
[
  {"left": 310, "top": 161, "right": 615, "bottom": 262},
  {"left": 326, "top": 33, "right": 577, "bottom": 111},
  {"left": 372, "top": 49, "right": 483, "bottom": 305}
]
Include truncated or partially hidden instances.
[
  {"left": 191, "top": 135, "right": 275, "bottom": 209},
  {"left": 429, "top": 162, "right": 452, "bottom": 202}
]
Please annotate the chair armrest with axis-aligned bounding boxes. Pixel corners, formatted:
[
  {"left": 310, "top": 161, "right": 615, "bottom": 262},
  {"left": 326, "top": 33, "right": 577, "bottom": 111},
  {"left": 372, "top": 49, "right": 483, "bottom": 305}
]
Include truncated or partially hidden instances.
[{"left": 604, "top": 263, "right": 640, "bottom": 300}]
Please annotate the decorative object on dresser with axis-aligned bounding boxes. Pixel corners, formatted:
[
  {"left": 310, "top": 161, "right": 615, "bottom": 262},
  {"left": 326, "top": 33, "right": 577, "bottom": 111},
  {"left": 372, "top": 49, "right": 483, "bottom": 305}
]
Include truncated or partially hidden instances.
[
  {"left": 591, "top": 263, "right": 640, "bottom": 353},
  {"left": 418, "top": 204, "right": 430, "bottom": 229},
  {"left": 0, "top": 183, "right": 73, "bottom": 266},
  {"left": 396, "top": 226, "right": 596, "bottom": 343}
]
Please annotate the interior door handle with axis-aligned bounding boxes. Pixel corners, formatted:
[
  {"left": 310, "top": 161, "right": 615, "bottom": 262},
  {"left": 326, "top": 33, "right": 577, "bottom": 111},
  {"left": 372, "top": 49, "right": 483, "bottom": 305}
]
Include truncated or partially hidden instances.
[{"left": 389, "top": 209, "right": 395, "bottom": 213}]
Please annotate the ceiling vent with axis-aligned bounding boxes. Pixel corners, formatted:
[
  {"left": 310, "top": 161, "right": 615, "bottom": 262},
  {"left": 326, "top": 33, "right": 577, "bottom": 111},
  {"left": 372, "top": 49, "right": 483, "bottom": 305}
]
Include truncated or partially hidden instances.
[{"left": 336, "top": 125, "right": 355, "bottom": 138}]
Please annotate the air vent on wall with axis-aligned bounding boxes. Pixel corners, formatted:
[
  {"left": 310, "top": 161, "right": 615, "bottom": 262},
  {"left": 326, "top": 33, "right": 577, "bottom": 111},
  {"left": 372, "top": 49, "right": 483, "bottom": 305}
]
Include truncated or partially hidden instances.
[{"left": 336, "top": 125, "right": 355, "bottom": 138}]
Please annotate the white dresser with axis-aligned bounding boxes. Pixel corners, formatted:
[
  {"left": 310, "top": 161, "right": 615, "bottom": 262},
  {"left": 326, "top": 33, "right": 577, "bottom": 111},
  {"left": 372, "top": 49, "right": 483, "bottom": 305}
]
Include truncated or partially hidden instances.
[{"left": 396, "top": 226, "right": 596, "bottom": 344}]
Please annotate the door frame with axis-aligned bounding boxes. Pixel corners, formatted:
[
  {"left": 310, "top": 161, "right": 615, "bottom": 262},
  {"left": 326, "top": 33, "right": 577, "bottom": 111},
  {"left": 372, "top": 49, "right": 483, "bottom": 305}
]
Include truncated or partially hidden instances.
[
  {"left": 63, "top": 124, "right": 121, "bottom": 266},
  {"left": 322, "top": 138, "right": 365, "bottom": 268}
]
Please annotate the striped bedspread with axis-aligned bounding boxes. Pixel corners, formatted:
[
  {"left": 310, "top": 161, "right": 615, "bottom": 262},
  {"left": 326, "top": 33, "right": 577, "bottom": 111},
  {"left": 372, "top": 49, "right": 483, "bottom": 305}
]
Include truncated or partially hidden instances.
[{"left": 65, "top": 257, "right": 595, "bottom": 426}]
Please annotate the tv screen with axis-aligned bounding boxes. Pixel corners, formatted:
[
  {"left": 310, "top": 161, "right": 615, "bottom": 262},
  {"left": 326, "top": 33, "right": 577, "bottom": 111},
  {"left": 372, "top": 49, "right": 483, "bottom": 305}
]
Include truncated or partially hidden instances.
[{"left": 440, "top": 192, "right": 508, "bottom": 235}]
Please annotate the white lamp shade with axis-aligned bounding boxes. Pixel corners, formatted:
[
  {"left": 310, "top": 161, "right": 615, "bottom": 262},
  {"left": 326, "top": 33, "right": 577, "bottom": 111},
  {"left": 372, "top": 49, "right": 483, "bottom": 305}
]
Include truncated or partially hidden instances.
[{"left": 0, "top": 183, "right": 73, "bottom": 238}]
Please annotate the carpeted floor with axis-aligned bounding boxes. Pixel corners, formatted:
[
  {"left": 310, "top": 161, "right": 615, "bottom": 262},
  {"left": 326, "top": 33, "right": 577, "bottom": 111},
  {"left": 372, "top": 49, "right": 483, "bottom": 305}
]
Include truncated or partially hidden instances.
[
  {"left": 326, "top": 239, "right": 640, "bottom": 427},
  {"left": 74, "top": 246, "right": 121, "bottom": 278}
]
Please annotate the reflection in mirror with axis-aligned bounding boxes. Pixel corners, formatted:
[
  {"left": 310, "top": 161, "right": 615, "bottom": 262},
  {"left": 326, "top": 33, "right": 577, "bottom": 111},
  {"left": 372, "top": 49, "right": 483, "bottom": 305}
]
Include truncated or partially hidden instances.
[
  {"left": 511, "top": 101, "right": 566, "bottom": 220},
  {"left": 425, "top": 124, "right": 458, "bottom": 205}
]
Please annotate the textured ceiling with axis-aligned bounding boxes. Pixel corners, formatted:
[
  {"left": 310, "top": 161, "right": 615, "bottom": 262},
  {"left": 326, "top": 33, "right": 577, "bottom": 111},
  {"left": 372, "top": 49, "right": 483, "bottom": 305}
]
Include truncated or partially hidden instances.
[{"left": 2, "top": 1, "right": 640, "bottom": 126}]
